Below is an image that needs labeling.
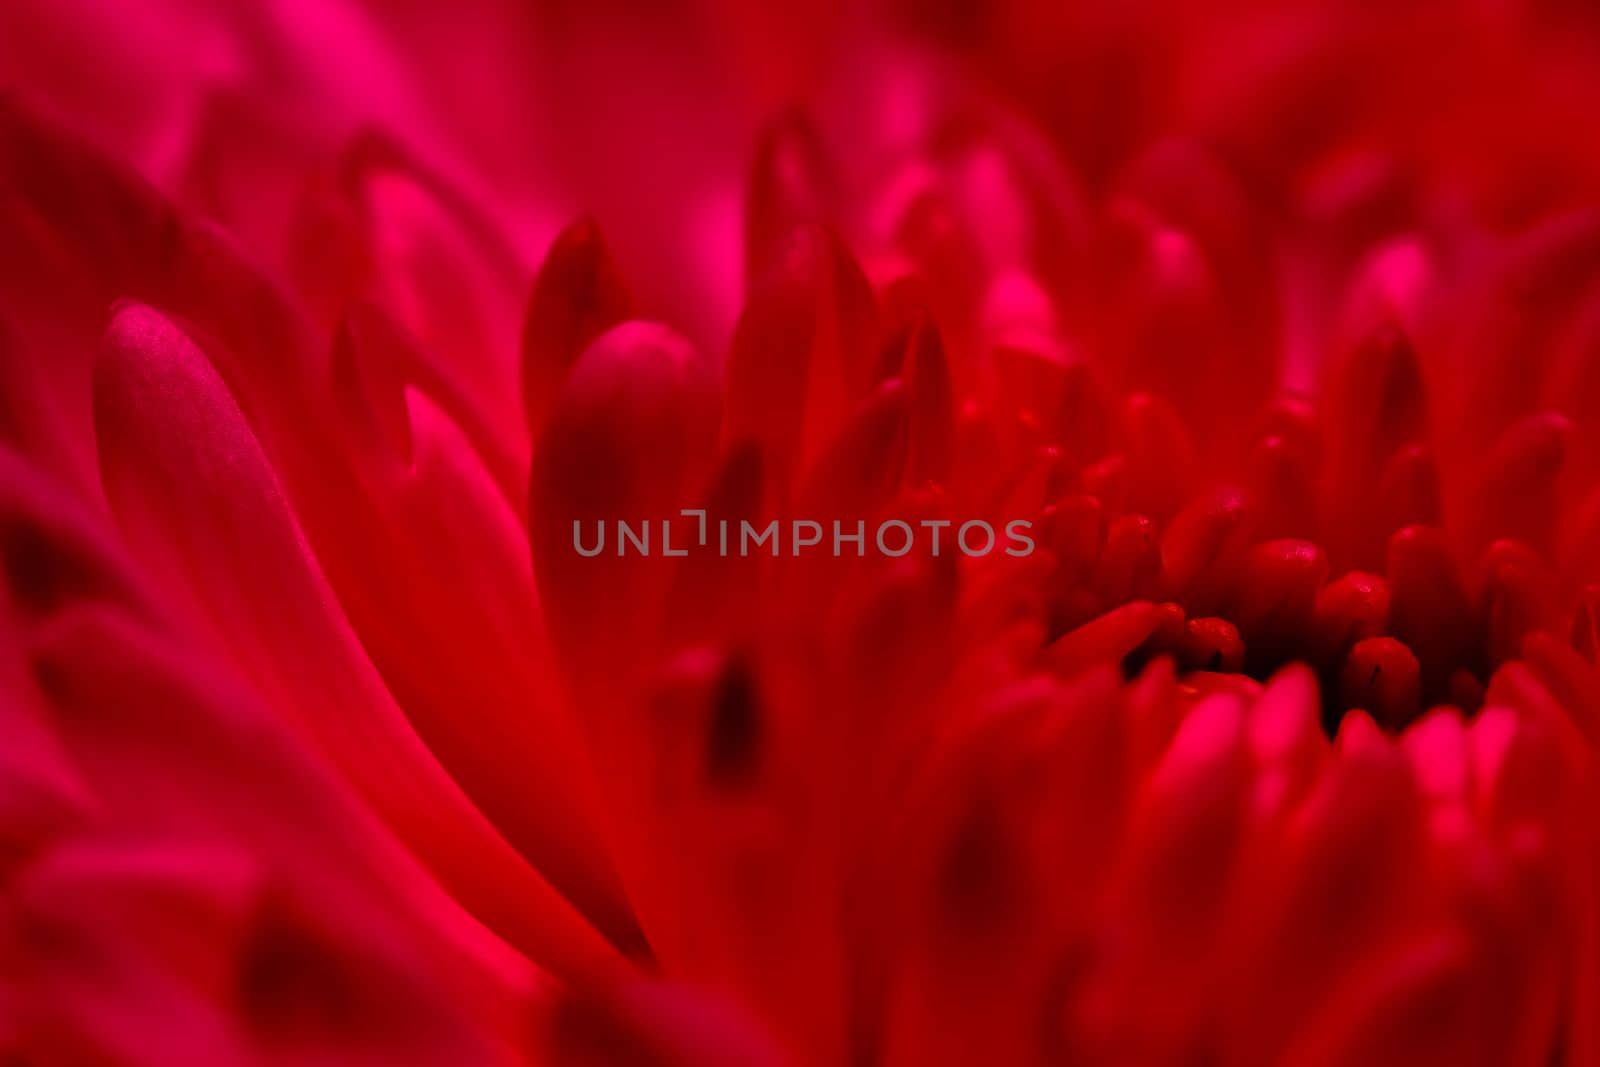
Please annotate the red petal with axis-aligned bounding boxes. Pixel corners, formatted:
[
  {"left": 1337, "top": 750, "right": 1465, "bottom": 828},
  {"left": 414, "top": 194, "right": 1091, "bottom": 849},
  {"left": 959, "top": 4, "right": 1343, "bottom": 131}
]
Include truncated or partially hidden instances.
[
  {"left": 1386, "top": 525, "right": 1477, "bottom": 706},
  {"left": 725, "top": 224, "right": 877, "bottom": 487},
  {"left": 1468, "top": 413, "right": 1572, "bottom": 555},
  {"left": 1339, "top": 637, "right": 1423, "bottom": 731},
  {"left": 1308, "top": 570, "right": 1391, "bottom": 670},
  {"left": 1229, "top": 539, "right": 1328, "bottom": 677},
  {"left": 1042, "top": 601, "right": 1164, "bottom": 676},
  {"left": 94, "top": 303, "right": 621, "bottom": 983},
  {"left": 743, "top": 111, "right": 835, "bottom": 285},
  {"left": 522, "top": 217, "right": 632, "bottom": 432},
  {"left": 529, "top": 320, "right": 720, "bottom": 697}
]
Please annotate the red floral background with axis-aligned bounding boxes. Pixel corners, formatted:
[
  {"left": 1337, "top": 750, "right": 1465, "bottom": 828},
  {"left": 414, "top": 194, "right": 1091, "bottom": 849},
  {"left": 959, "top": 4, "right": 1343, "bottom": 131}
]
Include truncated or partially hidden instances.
[{"left": 3, "top": 1, "right": 1600, "bottom": 1064}]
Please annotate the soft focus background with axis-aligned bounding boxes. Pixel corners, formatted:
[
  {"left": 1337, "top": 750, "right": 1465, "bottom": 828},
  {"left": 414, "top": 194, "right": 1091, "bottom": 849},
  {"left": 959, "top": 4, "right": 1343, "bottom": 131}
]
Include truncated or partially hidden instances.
[{"left": 7, "top": 0, "right": 1600, "bottom": 356}]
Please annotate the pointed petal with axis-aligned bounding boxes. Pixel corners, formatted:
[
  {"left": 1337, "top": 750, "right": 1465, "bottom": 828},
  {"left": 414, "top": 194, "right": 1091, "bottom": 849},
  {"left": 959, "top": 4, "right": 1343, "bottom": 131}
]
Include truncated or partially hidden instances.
[{"left": 93, "top": 303, "right": 621, "bottom": 982}]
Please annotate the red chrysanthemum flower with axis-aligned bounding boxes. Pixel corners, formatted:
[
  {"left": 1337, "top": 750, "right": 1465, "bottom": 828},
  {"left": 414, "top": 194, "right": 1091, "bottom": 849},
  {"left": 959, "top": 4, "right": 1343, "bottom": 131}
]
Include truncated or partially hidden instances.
[{"left": 2, "top": 2, "right": 1600, "bottom": 1065}]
